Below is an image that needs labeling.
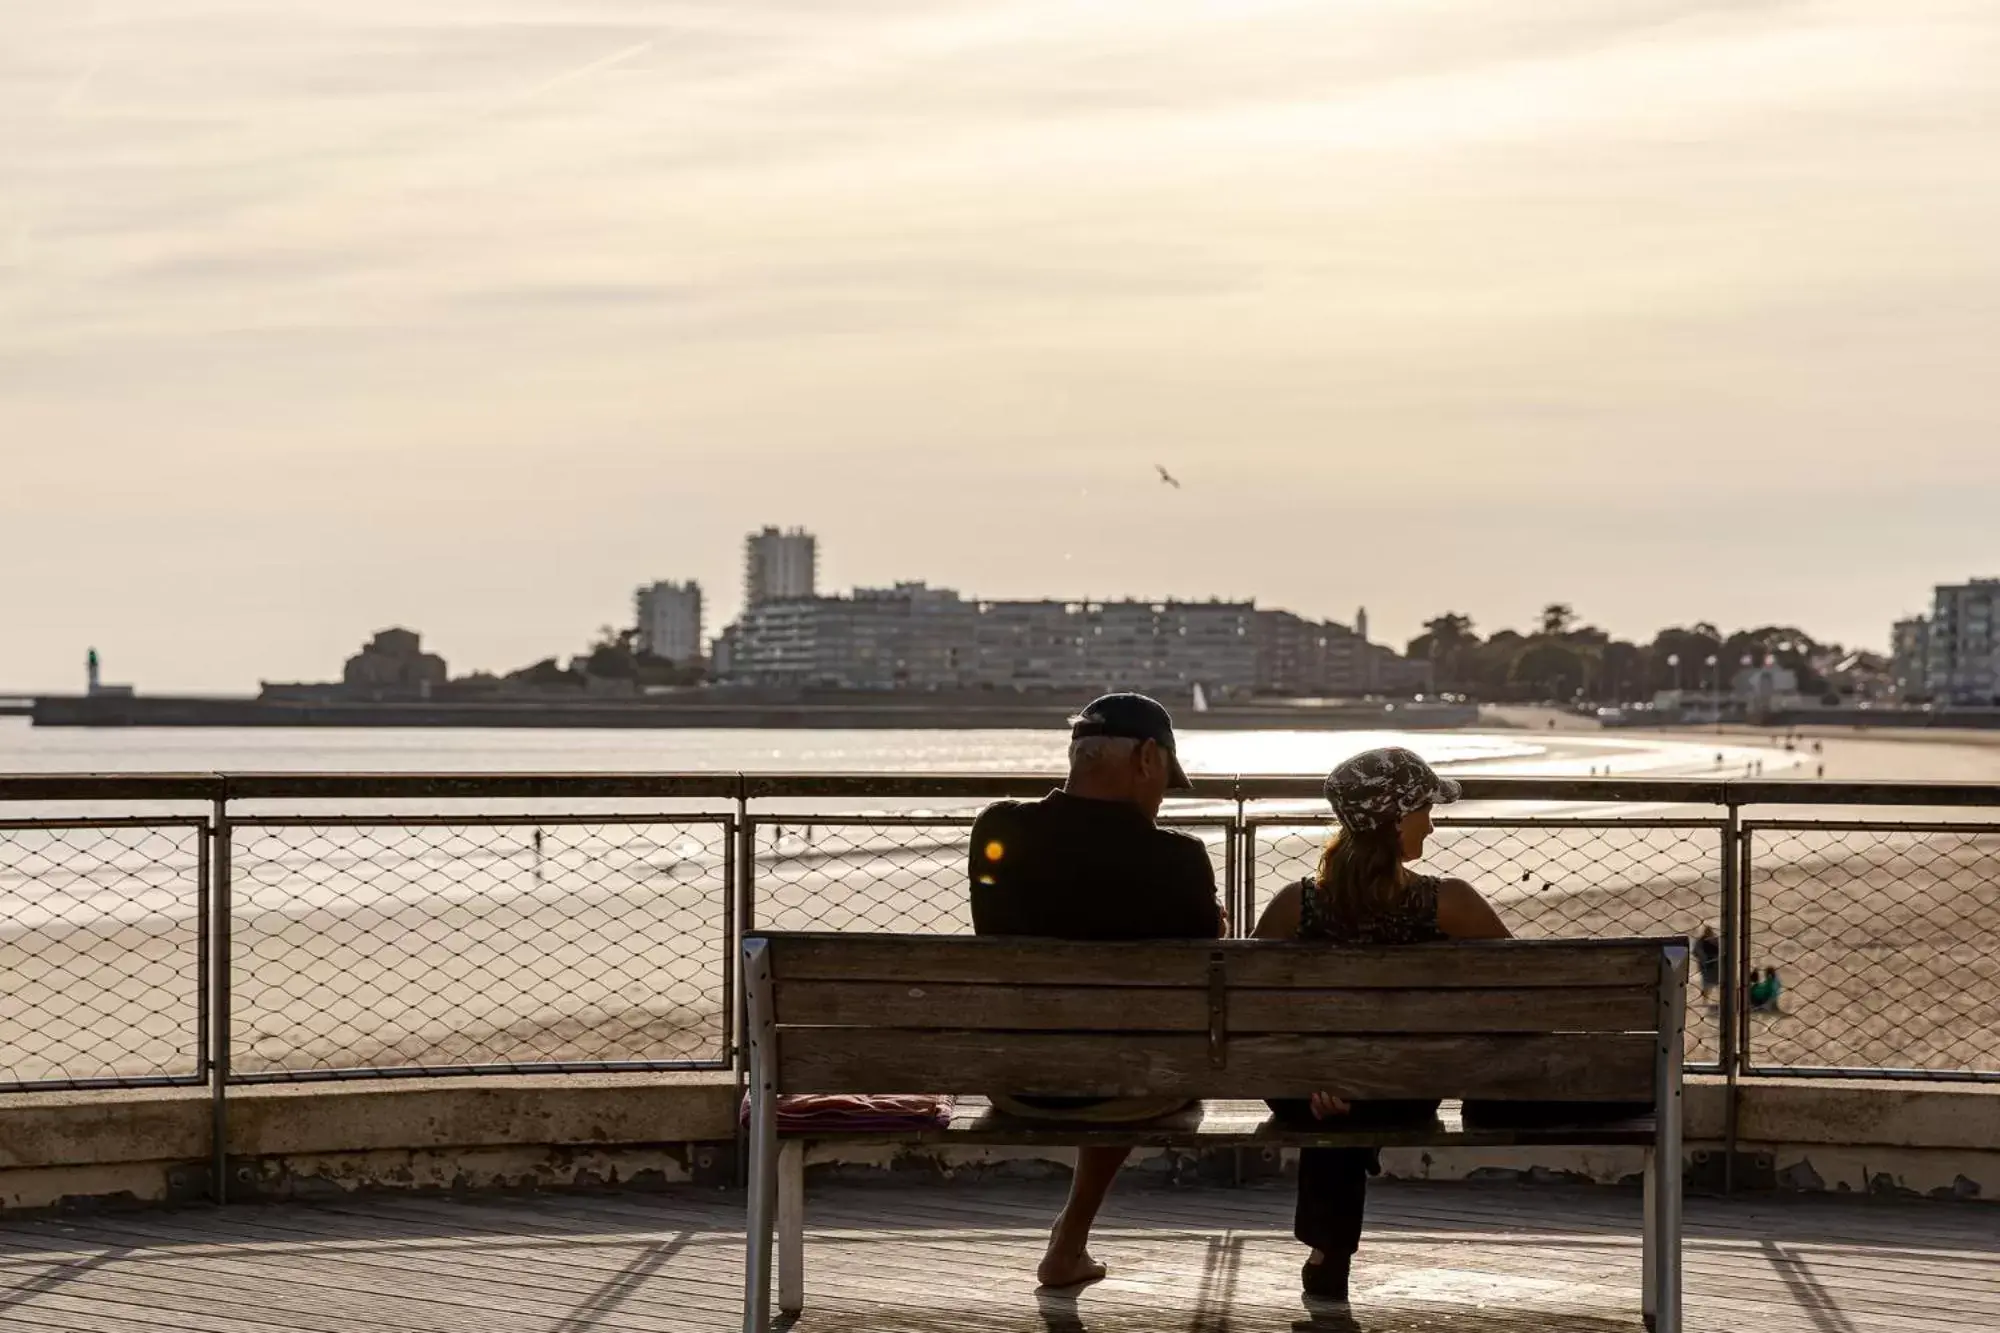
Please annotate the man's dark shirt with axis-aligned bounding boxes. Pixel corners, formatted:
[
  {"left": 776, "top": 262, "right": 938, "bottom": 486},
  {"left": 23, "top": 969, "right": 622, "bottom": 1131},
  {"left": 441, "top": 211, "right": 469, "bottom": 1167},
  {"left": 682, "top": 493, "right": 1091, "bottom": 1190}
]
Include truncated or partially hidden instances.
[{"left": 968, "top": 789, "right": 1222, "bottom": 940}]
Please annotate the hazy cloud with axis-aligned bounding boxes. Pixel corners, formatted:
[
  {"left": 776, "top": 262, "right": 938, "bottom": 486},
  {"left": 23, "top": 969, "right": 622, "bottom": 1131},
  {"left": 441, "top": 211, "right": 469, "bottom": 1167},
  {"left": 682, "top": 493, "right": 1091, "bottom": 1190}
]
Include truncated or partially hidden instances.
[{"left": 3, "top": 0, "right": 1999, "bottom": 690}]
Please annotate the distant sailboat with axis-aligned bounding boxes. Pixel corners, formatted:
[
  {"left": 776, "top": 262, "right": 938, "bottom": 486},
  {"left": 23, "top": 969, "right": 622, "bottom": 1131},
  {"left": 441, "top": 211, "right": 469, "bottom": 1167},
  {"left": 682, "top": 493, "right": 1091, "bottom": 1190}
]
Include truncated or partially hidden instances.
[{"left": 1191, "top": 682, "right": 1209, "bottom": 713}]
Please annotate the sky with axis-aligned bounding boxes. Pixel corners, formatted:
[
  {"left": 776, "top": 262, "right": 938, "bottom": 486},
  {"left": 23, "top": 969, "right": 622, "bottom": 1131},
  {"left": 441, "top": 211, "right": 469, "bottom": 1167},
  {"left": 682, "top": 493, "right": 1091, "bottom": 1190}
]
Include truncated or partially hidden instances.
[{"left": 4, "top": 0, "right": 1999, "bottom": 693}]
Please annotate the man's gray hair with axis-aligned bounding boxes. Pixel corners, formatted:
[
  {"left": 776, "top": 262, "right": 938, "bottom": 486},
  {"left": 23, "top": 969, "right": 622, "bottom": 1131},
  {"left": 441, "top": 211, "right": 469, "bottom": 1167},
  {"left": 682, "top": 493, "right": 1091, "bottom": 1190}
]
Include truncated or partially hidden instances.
[{"left": 1068, "top": 734, "right": 1139, "bottom": 771}]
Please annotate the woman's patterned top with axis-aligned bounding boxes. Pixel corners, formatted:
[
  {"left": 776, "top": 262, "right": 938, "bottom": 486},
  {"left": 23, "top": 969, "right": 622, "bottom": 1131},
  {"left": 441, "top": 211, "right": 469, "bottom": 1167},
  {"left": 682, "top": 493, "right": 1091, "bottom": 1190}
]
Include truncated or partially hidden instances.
[{"left": 1295, "top": 873, "right": 1448, "bottom": 945}]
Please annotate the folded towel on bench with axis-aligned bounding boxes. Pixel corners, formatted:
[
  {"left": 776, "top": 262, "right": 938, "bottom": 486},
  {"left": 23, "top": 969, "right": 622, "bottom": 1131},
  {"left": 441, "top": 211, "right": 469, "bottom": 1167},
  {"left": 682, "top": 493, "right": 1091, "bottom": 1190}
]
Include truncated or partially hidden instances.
[{"left": 741, "top": 1093, "right": 956, "bottom": 1132}]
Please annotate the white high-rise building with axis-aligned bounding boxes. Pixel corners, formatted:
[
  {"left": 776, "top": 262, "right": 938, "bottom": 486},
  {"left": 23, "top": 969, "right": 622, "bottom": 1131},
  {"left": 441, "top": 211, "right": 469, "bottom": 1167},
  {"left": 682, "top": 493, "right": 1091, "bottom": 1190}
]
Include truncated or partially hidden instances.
[
  {"left": 634, "top": 581, "right": 703, "bottom": 663},
  {"left": 744, "top": 527, "right": 817, "bottom": 606},
  {"left": 1926, "top": 579, "right": 2000, "bottom": 706},
  {"left": 1891, "top": 616, "right": 1932, "bottom": 700}
]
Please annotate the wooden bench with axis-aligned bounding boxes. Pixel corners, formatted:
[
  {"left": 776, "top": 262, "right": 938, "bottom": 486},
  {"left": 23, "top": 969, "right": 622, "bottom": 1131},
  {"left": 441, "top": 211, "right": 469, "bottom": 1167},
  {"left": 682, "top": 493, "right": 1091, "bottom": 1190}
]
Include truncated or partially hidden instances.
[{"left": 741, "top": 931, "right": 1688, "bottom": 1333}]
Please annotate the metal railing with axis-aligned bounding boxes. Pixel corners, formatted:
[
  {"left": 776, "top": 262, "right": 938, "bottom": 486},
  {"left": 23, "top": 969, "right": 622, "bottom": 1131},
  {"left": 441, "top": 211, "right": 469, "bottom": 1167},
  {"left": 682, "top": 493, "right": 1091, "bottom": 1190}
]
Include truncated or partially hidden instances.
[
  {"left": 224, "top": 814, "right": 735, "bottom": 1081},
  {"left": 3, "top": 771, "right": 1997, "bottom": 1192},
  {"left": 0, "top": 816, "right": 209, "bottom": 1090}
]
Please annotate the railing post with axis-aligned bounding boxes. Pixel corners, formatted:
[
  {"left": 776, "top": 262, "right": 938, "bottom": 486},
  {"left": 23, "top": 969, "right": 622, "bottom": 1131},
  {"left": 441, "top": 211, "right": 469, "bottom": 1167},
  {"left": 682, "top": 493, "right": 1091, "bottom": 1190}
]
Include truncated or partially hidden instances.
[
  {"left": 195, "top": 809, "right": 211, "bottom": 1097},
  {"left": 1650, "top": 947, "right": 1688, "bottom": 1332},
  {"left": 1736, "top": 820, "right": 1754, "bottom": 1077},
  {"left": 733, "top": 778, "right": 754, "bottom": 1188},
  {"left": 742, "top": 937, "right": 779, "bottom": 1333},
  {"left": 1242, "top": 820, "right": 1258, "bottom": 939},
  {"left": 1228, "top": 783, "right": 1246, "bottom": 936},
  {"left": 210, "top": 797, "right": 232, "bottom": 1205},
  {"left": 1720, "top": 802, "right": 1743, "bottom": 1195},
  {"left": 720, "top": 804, "right": 739, "bottom": 1074}
]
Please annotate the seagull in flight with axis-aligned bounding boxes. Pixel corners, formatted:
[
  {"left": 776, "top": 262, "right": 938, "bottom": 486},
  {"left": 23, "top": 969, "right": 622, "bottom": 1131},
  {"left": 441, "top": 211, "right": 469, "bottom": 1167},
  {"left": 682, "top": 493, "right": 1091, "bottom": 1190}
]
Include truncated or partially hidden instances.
[{"left": 1155, "top": 464, "right": 1181, "bottom": 489}]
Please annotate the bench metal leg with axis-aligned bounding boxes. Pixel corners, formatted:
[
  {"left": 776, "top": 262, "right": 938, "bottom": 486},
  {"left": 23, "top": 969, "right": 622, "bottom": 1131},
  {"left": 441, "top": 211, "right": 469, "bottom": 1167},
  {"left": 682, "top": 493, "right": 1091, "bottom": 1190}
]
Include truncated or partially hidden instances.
[
  {"left": 742, "top": 940, "right": 779, "bottom": 1333},
  {"left": 1642, "top": 1147, "right": 1658, "bottom": 1330},
  {"left": 1647, "top": 1136, "right": 1682, "bottom": 1333},
  {"left": 1648, "top": 952, "right": 1686, "bottom": 1333},
  {"left": 778, "top": 1141, "right": 805, "bottom": 1315}
]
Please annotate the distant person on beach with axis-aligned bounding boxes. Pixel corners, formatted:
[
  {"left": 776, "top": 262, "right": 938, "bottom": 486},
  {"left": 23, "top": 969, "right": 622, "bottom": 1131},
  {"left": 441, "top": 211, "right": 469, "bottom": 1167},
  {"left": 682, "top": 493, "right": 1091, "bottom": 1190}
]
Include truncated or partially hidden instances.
[
  {"left": 1694, "top": 926, "right": 1721, "bottom": 999},
  {"left": 1750, "top": 968, "right": 1783, "bottom": 1012},
  {"left": 967, "top": 692, "right": 1222, "bottom": 1289},
  {"left": 1764, "top": 966, "right": 1784, "bottom": 1012}
]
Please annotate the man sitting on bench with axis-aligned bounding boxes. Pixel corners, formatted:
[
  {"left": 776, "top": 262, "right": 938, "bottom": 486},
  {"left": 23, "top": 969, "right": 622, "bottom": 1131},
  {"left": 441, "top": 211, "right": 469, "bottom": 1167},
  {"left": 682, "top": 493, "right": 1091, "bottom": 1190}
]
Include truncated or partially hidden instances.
[{"left": 969, "top": 691, "right": 1224, "bottom": 1289}]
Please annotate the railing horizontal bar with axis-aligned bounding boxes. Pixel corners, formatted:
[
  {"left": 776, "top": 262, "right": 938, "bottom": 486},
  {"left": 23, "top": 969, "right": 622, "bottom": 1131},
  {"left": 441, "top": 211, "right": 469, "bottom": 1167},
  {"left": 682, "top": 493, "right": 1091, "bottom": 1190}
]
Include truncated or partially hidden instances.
[
  {"left": 0, "top": 1073, "right": 207, "bottom": 1093},
  {"left": 0, "top": 774, "right": 226, "bottom": 802},
  {"left": 1250, "top": 776, "right": 1740, "bottom": 804},
  {"left": 1724, "top": 781, "right": 2000, "bottom": 808},
  {"left": 0, "top": 817, "right": 209, "bottom": 831},
  {"left": 230, "top": 812, "right": 737, "bottom": 829},
  {"left": 1246, "top": 817, "right": 1729, "bottom": 831},
  {"left": 1440, "top": 817, "right": 1729, "bottom": 830},
  {"left": 223, "top": 773, "right": 744, "bottom": 800},
  {"left": 741, "top": 813, "right": 1240, "bottom": 828},
  {"left": 227, "top": 1058, "right": 732, "bottom": 1083},
  {"left": 745, "top": 815, "right": 981, "bottom": 828},
  {"left": 1741, "top": 819, "right": 2000, "bottom": 834},
  {"left": 743, "top": 774, "right": 1065, "bottom": 799},
  {"left": 1744, "top": 1064, "right": 2000, "bottom": 1083},
  {"left": 4, "top": 771, "right": 2000, "bottom": 806}
]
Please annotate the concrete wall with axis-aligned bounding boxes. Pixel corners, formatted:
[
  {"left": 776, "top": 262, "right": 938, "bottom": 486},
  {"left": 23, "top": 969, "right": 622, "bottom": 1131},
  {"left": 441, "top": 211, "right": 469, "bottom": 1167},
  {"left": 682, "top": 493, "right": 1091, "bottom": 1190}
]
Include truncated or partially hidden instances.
[
  {"left": 0, "top": 1074, "right": 738, "bottom": 1210},
  {"left": 3, "top": 1074, "right": 1993, "bottom": 1211}
]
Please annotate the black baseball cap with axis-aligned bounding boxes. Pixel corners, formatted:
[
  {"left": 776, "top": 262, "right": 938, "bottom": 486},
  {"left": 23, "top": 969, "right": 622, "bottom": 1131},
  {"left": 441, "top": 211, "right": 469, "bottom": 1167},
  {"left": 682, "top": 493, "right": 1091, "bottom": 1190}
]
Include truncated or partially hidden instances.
[{"left": 1068, "top": 692, "right": 1193, "bottom": 790}]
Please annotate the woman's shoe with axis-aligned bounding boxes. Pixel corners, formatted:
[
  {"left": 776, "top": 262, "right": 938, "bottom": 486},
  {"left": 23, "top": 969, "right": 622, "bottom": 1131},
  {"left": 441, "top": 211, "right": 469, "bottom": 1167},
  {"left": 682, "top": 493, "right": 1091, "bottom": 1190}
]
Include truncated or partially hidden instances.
[{"left": 1302, "top": 1256, "right": 1351, "bottom": 1304}]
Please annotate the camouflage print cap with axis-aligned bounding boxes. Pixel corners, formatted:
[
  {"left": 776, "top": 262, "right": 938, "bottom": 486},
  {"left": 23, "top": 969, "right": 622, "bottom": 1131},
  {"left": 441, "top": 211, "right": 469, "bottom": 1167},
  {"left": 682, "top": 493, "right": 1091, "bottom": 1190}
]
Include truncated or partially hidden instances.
[{"left": 1323, "top": 746, "right": 1463, "bottom": 833}]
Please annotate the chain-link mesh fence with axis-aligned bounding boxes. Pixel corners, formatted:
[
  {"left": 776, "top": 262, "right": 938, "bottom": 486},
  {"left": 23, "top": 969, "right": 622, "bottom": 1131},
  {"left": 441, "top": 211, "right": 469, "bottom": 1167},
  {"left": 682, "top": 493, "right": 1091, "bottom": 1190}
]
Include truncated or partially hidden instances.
[
  {"left": 1743, "top": 822, "right": 2000, "bottom": 1077},
  {"left": 9, "top": 789, "right": 1998, "bottom": 1093},
  {"left": 745, "top": 815, "right": 1235, "bottom": 936},
  {"left": 1246, "top": 817, "right": 1726, "bottom": 1067},
  {"left": 0, "top": 819, "right": 207, "bottom": 1089},
  {"left": 227, "top": 817, "right": 732, "bottom": 1079}
]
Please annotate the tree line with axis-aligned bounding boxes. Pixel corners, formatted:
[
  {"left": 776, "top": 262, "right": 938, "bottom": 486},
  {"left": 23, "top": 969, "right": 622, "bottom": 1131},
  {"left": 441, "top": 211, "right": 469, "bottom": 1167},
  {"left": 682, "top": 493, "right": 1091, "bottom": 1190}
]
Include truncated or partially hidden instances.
[{"left": 1404, "top": 604, "right": 1849, "bottom": 705}]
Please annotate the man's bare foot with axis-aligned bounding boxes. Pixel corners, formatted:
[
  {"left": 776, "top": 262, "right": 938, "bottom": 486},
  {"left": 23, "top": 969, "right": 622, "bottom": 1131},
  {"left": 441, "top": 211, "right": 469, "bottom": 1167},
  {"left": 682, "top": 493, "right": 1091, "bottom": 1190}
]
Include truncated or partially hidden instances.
[{"left": 1037, "top": 1244, "right": 1108, "bottom": 1289}]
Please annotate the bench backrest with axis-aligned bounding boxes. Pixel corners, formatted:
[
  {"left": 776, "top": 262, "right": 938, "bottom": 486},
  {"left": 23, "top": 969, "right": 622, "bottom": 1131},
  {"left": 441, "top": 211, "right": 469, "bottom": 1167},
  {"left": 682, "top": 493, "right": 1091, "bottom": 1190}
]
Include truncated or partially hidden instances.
[{"left": 744, "top": 933, "right": 1688, "bottom": 1104}]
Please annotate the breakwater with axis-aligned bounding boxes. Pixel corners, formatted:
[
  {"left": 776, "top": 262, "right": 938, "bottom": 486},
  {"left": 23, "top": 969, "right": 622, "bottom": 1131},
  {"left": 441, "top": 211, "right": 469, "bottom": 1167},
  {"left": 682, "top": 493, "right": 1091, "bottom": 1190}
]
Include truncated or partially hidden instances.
[{"left": 29, "top": 694, "right": 1480, "bottom": 731}]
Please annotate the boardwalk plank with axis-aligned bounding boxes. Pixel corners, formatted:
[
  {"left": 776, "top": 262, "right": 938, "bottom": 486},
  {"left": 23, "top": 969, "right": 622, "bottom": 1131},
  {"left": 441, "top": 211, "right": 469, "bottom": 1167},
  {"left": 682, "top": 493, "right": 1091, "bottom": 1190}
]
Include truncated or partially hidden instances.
[{"left": 1, "top": 1181, "right": 1992, "bottom": 1333}]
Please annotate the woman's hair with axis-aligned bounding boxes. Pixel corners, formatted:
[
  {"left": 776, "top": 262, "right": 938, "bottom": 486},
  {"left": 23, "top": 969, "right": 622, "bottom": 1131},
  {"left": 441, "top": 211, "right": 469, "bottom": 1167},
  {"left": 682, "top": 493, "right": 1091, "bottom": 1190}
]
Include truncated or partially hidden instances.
[{"left": 1313, "top": 822, "right": 1407, "bottom": 929}]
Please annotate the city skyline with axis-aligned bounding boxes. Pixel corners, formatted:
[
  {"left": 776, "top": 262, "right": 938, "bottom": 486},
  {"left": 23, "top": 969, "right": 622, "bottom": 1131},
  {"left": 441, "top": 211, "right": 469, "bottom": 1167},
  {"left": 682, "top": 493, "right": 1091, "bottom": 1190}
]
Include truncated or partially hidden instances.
[
  {"left": 13, "top": 515, "right": 1969, "bottom": 697},
  {"left": 7, "top": 1, "right": 2000, "bottom": 692}
]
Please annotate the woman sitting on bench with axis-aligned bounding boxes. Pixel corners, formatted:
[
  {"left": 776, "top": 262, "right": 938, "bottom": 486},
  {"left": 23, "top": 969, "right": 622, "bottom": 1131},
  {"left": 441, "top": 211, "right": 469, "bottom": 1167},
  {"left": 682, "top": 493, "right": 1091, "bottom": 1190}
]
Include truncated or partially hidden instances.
[
  {"left": 1255, "top": 747, "right": 1648, "bottom": 1306},
  {"left": 1250, "top": 746, "right": 1526, "bottom": 1306}
]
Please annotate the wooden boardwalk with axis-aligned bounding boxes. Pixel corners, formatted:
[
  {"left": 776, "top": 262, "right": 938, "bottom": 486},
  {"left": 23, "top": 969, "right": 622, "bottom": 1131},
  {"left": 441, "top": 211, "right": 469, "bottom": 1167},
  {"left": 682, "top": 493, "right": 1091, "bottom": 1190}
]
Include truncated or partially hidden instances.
[{"left": 1, "top": 1179, "right": 1994, "bottom": 1332}]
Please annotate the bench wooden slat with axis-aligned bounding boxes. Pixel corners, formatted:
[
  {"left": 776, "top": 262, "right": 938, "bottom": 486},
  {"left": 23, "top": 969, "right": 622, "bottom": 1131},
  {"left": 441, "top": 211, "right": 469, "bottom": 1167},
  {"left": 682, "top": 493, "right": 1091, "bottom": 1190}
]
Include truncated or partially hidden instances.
[
  {"left": 1226, "top": 942, "right": 1675, "bottom": 990},
  {"left": 785, "top": 1097, "right": 1661, "bottom": 1149},
  {"left": 775, "top": 981, "right": 1208, "bottom": 1032},
  {"left": 762, "top": 933, "right": 1676, "bottom": 989},
  {"left": 1232, "top": 984, "right": 1657, "bottom": 1033},
  {"left": 773, "top": 981, "right": 1660, "bottom": 1034},
  {"left": 776, "top": 1029, "right": 1656, "bottom": 1101}
]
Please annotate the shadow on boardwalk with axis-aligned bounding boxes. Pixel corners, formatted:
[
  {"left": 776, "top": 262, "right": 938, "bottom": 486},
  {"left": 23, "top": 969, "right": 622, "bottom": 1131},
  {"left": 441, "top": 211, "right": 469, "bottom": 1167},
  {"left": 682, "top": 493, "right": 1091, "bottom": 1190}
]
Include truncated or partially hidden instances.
[{"left": 0, "top": 1179, "right": 1993, "bottom": 1332}]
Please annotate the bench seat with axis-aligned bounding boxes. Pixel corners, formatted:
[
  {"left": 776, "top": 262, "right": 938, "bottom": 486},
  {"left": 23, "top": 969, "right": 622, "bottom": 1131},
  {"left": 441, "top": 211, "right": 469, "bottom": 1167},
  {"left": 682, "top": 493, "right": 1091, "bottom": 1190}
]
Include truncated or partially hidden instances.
[{"left": 742, "top": 931, "right": 1688, "bottom": 1333}]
